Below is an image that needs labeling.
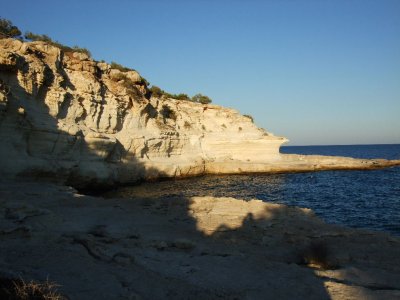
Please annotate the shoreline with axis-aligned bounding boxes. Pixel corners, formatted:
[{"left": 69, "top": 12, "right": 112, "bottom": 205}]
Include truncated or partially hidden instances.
[
  {"left": 103, "top": 164, "right": 400, "bottom": 238},
  {"left": 1, "top": 37, "right": 399, "bottom": 299},
  {"left": 75, "top": 154, "right": 400, "bottom": 192},
  {"left": 1, "top": 179, "right": 399, "bottom": 299}
]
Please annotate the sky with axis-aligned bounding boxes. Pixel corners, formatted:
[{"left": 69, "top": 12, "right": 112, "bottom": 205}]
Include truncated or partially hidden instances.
[{"left": 2, "top": 0, "right": 400, "bottom": 145}]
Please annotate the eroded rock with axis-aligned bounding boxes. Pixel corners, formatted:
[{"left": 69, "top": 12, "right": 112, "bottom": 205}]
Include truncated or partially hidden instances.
[{"left": 0, "top": 38, "right": 399, "bottom": 189}]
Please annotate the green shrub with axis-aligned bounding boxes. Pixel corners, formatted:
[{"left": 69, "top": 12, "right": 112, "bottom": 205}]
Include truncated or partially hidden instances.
[
  {"left": 149, "top": 87, "right": 186, "bottom": 101},
  {"left": 71, "top": 45, "right": 91, "bottom": 57},
  {"left": 159, "top": 91, "right": 177, "bottom": 100},
  {"left": 25, "top": 32, "right": 52, "bottom": 42},
  {"left": 110, "top": 62, "right": 149, "bottom": 87},
  {"left": 0, "top": 18, "right": 22, "bottom": 38},
  {"left": 148, "top": 88, "right": 211, "bottom": 104},
  {"left": 173, "top": 93, "right": 191, "bottom": 101},
  {"left": 24, "top": 31, "right": 91, "bottom": 57},
  {"left": 110, "top": 61, "right": 134, "bottom": 72},
  {"left": 149, "top": 85, "right": 163, "bottom": 98},
  {"left": 192, "top": 93, "right": 212, "bottom": 104},
  {"left": 140, "top": 76, "right": 150, "bottom": 87},
  {"left": 243, "top": 114, "right": 254, "bottom": 123}
]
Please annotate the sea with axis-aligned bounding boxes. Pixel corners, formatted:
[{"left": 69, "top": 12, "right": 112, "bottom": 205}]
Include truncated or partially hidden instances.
[{"left": 108, "top": 144, "right": 400, "bottom": 236}]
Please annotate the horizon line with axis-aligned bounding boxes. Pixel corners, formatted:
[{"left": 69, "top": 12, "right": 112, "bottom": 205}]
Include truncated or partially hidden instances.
[{"left": 282, "top": 143, "right": 400, "bottom": 147}]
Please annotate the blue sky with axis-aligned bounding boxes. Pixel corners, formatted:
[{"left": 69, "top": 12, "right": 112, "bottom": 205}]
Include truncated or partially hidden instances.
[{"left": 2, "top": 0, "right": 400, "bottom": 145}]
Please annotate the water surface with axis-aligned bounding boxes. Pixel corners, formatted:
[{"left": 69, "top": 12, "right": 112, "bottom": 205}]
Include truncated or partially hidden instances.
[{"left": 108, "top": 144, "right": 400, "bottom": 236}]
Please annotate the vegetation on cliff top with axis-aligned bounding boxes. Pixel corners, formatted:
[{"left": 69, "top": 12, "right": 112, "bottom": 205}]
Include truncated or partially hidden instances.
[
  {"left": 243, "top": 114, "right": 254, "bottom": 123},
  {"left": 1, "top": 17, "right": 91, "bottom": 56},
  {"left": 0, "top": 18, "right": 21, "bottom": 38},
  {"left": 25, "top": 31, "right": 92, "bottom": 57},
  {"left": 110, "top": 61, "right": 135, "bottom": 72},
  {"left": 148, "top": 85, "right": 212, "bottom": 104},
  {"left": 1, "top": 17, "right": 212, "bottom": 104}
]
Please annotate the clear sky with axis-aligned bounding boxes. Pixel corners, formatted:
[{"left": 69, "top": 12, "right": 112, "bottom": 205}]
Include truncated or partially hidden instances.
[{"left": 2, "top": 0, "right": 400, "bottom": 145}]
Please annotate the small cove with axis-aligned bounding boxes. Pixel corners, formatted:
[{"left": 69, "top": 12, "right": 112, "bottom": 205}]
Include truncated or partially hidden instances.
[{"left": 106, "top": 144, "right": 400, "bottom": 236}]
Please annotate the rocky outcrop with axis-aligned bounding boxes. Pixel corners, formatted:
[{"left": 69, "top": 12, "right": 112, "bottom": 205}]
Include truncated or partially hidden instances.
[
  {"left": 0, "top": 38, "right": 399, "bottom": 188},
  {"left": 0, "top": 38, "right": 287, "bottom": 187}
]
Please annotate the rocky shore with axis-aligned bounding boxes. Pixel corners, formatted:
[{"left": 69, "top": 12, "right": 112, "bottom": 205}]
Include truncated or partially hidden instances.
[
  {"left": 1, "top": 37, "right": 400, "bottom": 299},
  {"left": 1, "top": 180, "right": 400, "bottom": 299}
]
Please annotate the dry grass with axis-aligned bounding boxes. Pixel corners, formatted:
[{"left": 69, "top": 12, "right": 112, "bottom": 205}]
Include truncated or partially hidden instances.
[
  {"left": 299, "top": 241, "right": 336, "bottom": 270},
  {"left": 0, "top": 277, "right": 66, "bottom": 300}
]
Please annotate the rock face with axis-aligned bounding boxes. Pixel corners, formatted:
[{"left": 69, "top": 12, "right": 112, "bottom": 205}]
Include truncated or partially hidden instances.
[
  {"left": 0, "top": 38, "right": 399, "bottom": 188},
  {"left": 1, "top": 38, "right": 399, "bottom": 299},
  {"left": 0, "top": 38, "right": 287, "bottom": 187}
]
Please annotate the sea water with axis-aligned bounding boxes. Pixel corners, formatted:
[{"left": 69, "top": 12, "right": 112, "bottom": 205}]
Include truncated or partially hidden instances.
[{"left": 109, "top": 144, "right": 400, "bottom": 236}]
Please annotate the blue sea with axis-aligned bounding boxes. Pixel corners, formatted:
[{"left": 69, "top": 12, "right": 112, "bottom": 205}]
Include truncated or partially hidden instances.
[{"left": 109, "top": 144, "right": 400, "bottom": 236}]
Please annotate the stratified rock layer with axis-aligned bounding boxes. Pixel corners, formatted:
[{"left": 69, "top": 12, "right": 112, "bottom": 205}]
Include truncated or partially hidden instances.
[{"left": 0, "top": 38, "right": 399, "bottom": 187}]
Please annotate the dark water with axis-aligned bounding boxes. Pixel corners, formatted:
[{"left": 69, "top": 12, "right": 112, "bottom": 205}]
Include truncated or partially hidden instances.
[{"left": 109, "top": 144, "right": 400, "bottom": 236}]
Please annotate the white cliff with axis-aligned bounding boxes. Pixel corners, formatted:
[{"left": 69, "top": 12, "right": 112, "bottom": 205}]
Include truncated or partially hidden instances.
[{"left": 0, "top": 38, "right": 398, "bottom": 188}]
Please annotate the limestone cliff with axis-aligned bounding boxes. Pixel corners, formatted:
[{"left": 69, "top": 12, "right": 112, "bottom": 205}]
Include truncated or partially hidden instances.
[
  {"left": 0, "top": 38, "right": 287, "bottom": 187},
  {"left": 0, "top": 38, "right": 398, "bottom": 188}
]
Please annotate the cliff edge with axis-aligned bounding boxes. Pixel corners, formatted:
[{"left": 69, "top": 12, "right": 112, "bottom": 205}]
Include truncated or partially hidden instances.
[{"left": 0, "top": 38, "right": 398, "bottom": 188}]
